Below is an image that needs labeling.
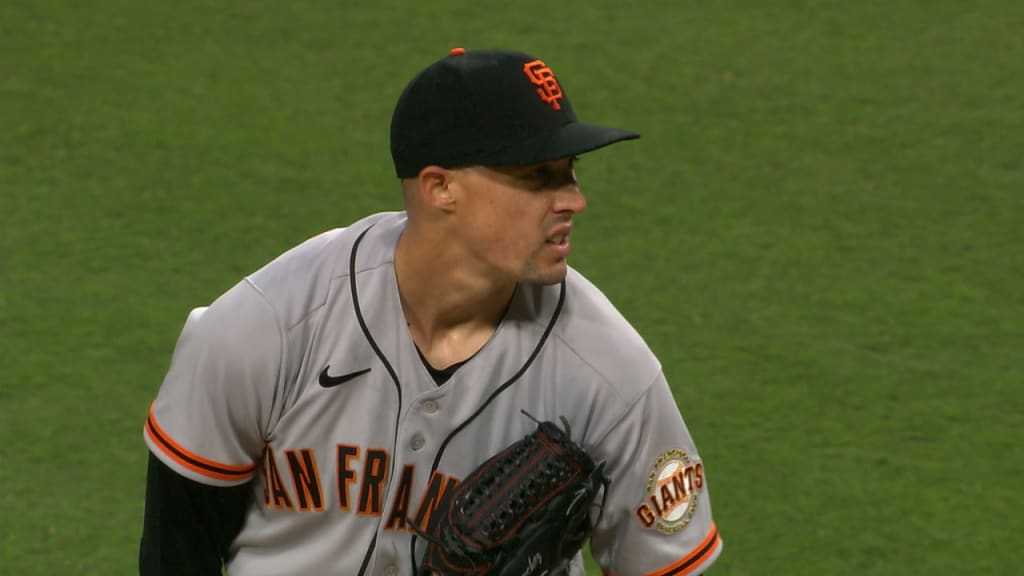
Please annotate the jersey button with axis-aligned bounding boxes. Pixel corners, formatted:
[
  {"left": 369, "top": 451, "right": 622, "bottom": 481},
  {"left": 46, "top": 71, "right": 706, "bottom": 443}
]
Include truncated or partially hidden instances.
[
  {"left": 421, "top": 400, "right": 439, "bottom": 414},
  {"left": 411, "top": 434, "right": 426, "bottom": 451},
  {"left": 383, "top": 565, "right": 398, "bottom": 576}
]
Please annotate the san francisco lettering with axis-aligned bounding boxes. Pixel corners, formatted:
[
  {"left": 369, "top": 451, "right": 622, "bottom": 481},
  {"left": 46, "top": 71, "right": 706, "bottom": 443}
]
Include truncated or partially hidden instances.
[{"left": 261, "top": 444, "right": 459, "bottom": 532}]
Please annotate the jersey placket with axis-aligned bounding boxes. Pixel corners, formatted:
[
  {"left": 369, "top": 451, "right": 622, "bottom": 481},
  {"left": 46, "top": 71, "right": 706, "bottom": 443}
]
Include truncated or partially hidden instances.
[{"left": 371, "top": 385, "right": 452, "bottom": 575}]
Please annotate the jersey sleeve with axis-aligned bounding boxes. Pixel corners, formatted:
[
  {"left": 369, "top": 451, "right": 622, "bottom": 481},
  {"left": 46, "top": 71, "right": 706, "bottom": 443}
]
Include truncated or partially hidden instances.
[
  {"left": 144, "top": 278, "right": 284, "bottom": 487},
  {"left": 589, "top": 371, "right": 723, "bottom": 576}
]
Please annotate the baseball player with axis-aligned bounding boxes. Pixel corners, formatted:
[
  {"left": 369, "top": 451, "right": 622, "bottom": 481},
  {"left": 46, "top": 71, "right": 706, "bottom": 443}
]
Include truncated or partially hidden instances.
[{"left": 140, "top": 48, "right": 722, "bottom": 576}]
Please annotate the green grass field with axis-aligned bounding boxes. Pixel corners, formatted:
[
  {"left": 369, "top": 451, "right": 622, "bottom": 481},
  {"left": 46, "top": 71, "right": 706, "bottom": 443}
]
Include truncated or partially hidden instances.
[{"left": 2, "top": 1, "right": 1022, "bottom": 574}]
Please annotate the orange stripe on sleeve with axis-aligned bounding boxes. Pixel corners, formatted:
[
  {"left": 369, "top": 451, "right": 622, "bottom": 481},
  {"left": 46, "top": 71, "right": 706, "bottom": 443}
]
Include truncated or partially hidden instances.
[
  {"left": 648, "top": 523, "right": 721, "bottom": 576},
  {"left": 145, "top": 403, "right": 257, "bottom": 482},
  {"left": 602, "top": 523, "right": 722, "bottom": 576}
]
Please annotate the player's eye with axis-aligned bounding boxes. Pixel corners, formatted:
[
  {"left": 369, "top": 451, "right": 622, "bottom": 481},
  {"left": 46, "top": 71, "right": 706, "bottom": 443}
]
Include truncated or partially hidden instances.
[
  {"left": 526, "top": 159, "right": 578, "bottom": 190},
  {"left": 529, "top": 167, "right": 554, "bottom": 185}
]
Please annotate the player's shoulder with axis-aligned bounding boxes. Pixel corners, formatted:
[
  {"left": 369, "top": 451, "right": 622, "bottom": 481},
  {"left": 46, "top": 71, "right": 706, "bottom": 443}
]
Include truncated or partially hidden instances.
[
  {"left": 245, "top": 211, "right": 403, "bottom": 317},
  {"left": 553, "top": 267, "right": 662, "bottom": 401}
]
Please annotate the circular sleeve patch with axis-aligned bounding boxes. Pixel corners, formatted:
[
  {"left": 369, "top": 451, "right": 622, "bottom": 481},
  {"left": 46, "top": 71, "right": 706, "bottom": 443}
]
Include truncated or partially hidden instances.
[{"left": 634, "top": 449, "right": 705, "bottom": 534}]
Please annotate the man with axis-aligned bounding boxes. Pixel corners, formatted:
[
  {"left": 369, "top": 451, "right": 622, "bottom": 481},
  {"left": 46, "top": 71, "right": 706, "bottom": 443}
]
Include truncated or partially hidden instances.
[{"left": 140, "top": 48, "right": 722, "bottom": 576}]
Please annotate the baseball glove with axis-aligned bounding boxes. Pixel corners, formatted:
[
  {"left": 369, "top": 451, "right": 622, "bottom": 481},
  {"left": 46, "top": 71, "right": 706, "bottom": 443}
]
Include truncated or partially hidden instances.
[{"left": 417, "top": 414, "right": 609, "bottom": 576}]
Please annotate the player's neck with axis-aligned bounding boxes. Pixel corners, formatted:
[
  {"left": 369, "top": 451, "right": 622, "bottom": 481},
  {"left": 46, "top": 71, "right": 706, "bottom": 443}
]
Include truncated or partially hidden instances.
[{"left": 395, "top": 228, "right": 515, "bottom": 366}]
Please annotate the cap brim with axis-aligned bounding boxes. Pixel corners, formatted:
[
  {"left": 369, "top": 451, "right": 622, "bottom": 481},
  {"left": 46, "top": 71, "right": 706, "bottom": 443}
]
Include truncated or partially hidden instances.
[{"left": 477, "top": 122, "right": 640, "bottom": 167}]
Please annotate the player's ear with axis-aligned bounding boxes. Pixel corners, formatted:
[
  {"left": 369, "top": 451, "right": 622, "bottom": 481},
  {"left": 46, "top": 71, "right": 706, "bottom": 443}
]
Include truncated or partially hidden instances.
[{"left": 417, "top": 166, "right": 457, "bottom": 213}]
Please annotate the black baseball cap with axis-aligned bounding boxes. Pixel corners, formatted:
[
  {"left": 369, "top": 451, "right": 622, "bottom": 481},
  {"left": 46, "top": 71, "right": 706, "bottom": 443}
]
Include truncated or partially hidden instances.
[{"left": 390, "top": 48, "right": 640, "bottom": 178}]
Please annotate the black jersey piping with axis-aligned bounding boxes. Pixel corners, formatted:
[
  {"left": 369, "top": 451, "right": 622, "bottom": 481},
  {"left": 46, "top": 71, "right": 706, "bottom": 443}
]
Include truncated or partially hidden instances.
[
  {"left": 408, "top": 279, "right": 567, "bottom": 574},
  {"left": 350, "top": 224, "right": 404, "bottom": 576}
]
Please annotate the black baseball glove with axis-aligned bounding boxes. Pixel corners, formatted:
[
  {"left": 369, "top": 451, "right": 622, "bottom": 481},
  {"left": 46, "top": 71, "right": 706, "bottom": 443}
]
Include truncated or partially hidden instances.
[{"left": 417, "top": 414, "right": 609, "bottom": 576}]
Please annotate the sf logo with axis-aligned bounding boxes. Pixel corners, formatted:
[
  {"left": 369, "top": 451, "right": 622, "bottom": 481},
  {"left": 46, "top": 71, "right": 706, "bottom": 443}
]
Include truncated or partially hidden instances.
[{"left": 523, "top": 60, "right": 564, "bottom": 111}]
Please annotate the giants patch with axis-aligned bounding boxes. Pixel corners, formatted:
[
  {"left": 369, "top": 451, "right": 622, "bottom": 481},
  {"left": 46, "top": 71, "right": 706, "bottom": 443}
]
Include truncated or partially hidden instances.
[{"left": 635, "top": 449, "right": 704, "bottom": 533}]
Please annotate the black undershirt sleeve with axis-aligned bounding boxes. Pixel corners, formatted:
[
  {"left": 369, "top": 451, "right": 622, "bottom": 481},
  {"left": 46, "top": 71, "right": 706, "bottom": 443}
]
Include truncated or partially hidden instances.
[{"left": 139, "top": 452, "right": 252, "bottom": 576}]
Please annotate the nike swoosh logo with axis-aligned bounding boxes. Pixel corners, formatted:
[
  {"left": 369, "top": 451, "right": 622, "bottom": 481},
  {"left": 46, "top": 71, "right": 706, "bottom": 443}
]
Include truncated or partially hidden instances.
[{"left": 318, "top": 366, "right": 372, "bottom": 388}]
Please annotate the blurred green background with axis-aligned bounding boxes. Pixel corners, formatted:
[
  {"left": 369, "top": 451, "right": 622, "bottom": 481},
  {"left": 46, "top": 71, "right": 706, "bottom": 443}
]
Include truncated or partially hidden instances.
[{"left": 2, "top": 1, "right": 1021, "bottom": 574}]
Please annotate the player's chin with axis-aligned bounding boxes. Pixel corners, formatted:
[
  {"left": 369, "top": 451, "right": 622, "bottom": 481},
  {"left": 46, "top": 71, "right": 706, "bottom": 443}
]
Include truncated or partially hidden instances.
[{"left": 520, "top": 259, "right": 569, "bottom": 286}]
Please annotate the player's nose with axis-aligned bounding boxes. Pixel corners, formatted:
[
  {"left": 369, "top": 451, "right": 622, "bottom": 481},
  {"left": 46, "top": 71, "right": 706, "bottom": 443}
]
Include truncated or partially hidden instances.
[{"left": 553, "top": 183, "right": 586, "bottom": 214}]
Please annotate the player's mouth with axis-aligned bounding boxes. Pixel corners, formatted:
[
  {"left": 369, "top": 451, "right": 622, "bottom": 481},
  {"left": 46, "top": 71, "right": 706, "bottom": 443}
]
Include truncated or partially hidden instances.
[
  {"left": 545, "top": 227, "right": 572, "bottom": 257},
  {"left": 546, "top": 233, "right": 569, "bottom": 246}
]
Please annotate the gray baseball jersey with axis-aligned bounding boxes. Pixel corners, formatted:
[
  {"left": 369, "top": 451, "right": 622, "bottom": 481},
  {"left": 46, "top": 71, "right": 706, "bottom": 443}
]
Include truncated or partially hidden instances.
[{"left": 145, "top": 211, "right": 722, "bottom": 576}]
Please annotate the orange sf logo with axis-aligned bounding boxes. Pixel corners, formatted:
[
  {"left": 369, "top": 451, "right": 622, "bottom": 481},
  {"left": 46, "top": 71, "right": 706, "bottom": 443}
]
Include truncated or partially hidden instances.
[{"left": 523, "top": 60, "right": 564, "bottom": 111}]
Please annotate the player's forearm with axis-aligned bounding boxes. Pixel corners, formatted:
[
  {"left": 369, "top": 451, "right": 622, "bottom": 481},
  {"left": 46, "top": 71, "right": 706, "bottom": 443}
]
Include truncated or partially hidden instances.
[{"left": 139, "top": 453, "right": 250, "bottom": 576}]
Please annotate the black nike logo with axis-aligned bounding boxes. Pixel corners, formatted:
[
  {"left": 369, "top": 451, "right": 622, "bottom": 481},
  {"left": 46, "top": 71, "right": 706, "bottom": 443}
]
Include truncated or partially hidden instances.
[{"left": 318, "top": 366, "right": 372, "bottom": 388}]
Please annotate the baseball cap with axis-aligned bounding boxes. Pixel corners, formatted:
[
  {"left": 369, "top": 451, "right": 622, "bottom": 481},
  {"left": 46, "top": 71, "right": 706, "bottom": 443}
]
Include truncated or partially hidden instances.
[{"left": 390, "top": 48, "right": 640, "bottom": 178}]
